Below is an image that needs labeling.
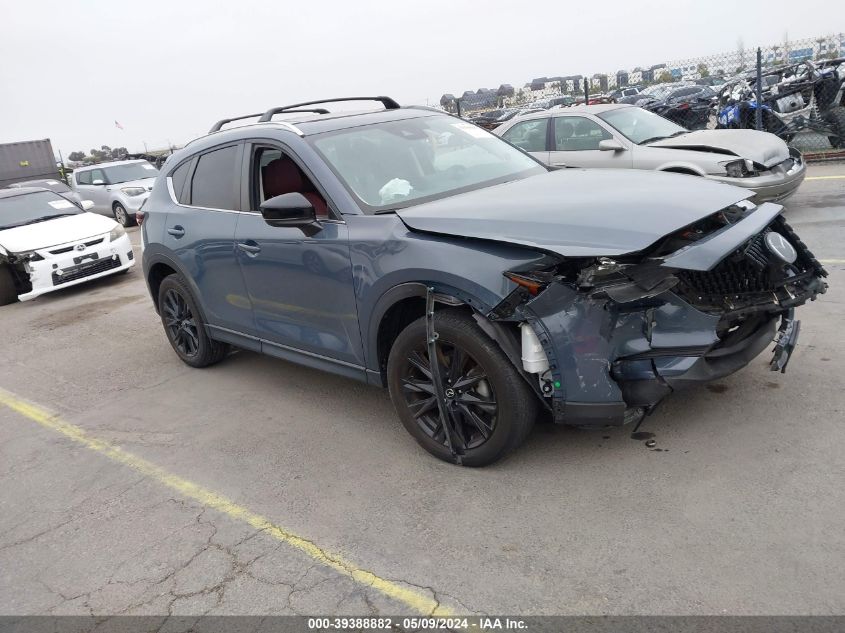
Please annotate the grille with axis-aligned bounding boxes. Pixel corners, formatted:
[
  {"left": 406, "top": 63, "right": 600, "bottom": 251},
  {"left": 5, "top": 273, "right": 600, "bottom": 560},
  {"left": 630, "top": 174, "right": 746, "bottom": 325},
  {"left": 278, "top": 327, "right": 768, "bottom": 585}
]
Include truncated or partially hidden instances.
[
  {"left": 674, "top": 217, "right": 826, "bottom": 315},
  {"left": 49, "top": 237, "right": 105, "bottom": 255},
  {"left": 678, "top": 258, "right": 777, "bottom": 300},
  {"left": 52, "top": 257, "right": 121, "bottom": 286}
]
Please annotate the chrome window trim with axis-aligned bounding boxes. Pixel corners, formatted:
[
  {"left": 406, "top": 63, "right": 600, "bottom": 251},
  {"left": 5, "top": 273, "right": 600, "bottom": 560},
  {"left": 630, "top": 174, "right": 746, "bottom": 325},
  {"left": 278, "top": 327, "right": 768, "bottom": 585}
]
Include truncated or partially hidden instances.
[
  {"left": 165, "top": 176, "right": 240, "bottom": 214},
  {"left": 166, "top": 175, "right": 343, "bottom": 222}
]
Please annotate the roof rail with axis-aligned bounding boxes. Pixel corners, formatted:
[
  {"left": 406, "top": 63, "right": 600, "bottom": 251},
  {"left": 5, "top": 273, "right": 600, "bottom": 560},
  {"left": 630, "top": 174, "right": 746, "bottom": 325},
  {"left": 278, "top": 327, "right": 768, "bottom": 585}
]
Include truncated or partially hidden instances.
[
  {"left": 258, "top": 96, "right": 400, "bottom": 122},
  {"left": 209, "top": 113, "right": 262, "bottom": 134},
  {"left": 208, "top": 108, "right": 330, "bottom": 134}
]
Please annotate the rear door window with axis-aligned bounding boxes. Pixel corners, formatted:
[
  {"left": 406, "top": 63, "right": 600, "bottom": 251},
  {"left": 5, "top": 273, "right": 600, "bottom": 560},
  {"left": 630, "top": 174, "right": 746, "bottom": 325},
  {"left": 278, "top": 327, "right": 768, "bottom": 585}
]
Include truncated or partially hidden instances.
[
  {"left": 500, "top": 119, "right": 548, "bottom": 152},
  {"left": 169, "top": 161, "right": 192, "bottom": 204},
  {"left": 554, "top": 117, "right": 612, "bottom": 151},
  {"left": 189, "top": 145, "right": 239, "bottom": 210}
]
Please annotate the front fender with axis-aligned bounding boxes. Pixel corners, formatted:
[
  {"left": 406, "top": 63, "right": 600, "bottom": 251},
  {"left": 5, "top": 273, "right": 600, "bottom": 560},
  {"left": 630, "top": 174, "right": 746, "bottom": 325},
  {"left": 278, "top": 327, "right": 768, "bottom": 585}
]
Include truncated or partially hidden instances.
[
  {"left": 655, "top": 161, "right": 709, "bottom": 176},
  {"left": 348, "top": 214, "right": 552, "bottom": 371}
]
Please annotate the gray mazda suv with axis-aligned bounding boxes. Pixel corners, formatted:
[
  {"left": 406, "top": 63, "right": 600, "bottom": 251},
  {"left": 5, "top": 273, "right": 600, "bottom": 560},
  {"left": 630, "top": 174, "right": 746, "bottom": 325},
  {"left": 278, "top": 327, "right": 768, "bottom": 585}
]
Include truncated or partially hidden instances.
[{"left": 141, "top": 97, "right": 827, "bottom": 466}]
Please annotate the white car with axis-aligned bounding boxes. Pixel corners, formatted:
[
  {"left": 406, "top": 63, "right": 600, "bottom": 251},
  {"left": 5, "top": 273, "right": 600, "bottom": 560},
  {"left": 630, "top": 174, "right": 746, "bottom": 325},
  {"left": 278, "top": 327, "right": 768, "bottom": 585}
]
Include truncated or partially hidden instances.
[
  {"left": 70, "top": 159, "right": 158, "bottom": 227},
  {"left": 0, "top": 187, "right": 135, "bottom": 305},
  {"left": 495, "top": 103, "right": 806, "bottom": 202}
]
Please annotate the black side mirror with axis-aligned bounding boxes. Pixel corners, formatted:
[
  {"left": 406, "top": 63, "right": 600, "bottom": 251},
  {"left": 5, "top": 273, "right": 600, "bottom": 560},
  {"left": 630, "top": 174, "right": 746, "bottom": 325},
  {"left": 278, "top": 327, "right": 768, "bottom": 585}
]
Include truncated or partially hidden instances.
[{"left": 260, "top": 192, "right": 319, "bottom": 229}]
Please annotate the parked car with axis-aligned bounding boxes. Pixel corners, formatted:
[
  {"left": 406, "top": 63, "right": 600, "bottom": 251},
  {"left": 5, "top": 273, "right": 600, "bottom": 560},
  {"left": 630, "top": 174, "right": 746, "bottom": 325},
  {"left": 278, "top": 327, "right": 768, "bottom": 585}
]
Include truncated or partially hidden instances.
[
  {"left": 546, "top": 95, "right": 577, "bottom": 108},
  {"left": 495, "top": 104, "right": 806, "bottom": 202},
  {"left": 468, "top": 109, "right": 505, "bottom": 129},
  {"left": 610, "top": 86, "right": 642, "bottom": 100},
  {"left": 7, "top": 178, "right": 83, "bottom": 205},
  {"left": 471, "top": 107, "right": 544, "bottom": 129},
  {"left": 142, "top": 97, "right": 825, "bottom": 466},
  {"left": 70, "top": 159, "right": 159, "bottom": 227},
  {"left": 695, "top": 76, "right": 727, "bottom": 87},
  {"left": 628, "top": 83, "right": 717, "bottom": 130},
  {"left": 0, "top": 187, "right": 135, "bottom": 305}
]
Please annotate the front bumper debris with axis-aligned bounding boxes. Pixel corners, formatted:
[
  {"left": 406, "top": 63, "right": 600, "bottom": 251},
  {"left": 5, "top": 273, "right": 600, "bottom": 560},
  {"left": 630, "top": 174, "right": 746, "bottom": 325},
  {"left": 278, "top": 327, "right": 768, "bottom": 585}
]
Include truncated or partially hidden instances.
[
  {"left": 770, "top": 310, "right": 800, "bottom": 373},
  {"left": 705, "top": 149, "right": 806, "bottom": 203},
  {"left": 487, "top": 204, "right": 826, "bottom": 428}
]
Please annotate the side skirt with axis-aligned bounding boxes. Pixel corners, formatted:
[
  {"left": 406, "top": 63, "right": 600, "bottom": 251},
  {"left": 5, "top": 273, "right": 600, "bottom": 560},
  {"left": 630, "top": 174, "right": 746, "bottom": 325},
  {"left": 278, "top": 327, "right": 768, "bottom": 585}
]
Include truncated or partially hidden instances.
[{"left": 207, "top": 325, "right": 369, "bottom": 384}]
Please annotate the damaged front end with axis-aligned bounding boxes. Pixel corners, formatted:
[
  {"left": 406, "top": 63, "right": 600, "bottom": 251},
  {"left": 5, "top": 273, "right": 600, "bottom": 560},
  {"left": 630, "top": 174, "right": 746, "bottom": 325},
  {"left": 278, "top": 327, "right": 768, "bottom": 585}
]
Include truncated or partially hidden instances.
[{"left": 487, "top": 202, "right": 828, "bottom": 428}]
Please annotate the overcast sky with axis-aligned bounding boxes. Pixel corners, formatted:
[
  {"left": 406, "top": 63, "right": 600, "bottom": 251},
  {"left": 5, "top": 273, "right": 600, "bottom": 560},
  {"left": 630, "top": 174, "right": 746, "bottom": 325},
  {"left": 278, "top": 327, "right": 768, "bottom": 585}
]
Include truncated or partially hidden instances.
[{"left": 1, "top": 0, "right": 840, "bottom": 158}]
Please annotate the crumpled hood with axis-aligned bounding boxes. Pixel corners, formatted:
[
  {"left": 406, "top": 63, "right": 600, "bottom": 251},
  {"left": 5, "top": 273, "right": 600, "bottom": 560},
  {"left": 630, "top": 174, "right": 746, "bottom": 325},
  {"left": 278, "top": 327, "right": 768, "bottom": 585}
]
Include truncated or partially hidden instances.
[
  {"left": 647, "top": 129, "right": 789, "bottom": 167},
  {"left": 0, "top": 212, "right": 117, "bottom": 253},
  {"left": 396, "top": 169, "right": 750, "bottom": 258}
]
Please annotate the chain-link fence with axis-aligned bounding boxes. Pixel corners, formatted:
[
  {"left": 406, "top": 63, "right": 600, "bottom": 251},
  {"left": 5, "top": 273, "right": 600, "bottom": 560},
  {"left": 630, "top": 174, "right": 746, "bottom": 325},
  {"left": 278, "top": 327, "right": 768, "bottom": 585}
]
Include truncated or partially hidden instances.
[{"left": 440, "top": 34, "right": 845, "bottom": 155}]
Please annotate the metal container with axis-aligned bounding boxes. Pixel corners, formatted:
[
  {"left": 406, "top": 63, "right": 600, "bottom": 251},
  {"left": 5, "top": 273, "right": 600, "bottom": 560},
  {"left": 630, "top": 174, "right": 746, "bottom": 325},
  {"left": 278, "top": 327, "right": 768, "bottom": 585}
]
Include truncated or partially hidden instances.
[{"left": 0, "top": 139, "right": 59, "bottom": 188}]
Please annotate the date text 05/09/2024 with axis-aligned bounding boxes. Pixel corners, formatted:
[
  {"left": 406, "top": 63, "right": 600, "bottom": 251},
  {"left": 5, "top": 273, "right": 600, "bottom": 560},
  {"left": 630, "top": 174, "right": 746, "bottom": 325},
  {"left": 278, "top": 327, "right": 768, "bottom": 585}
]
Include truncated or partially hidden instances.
[{"left": 307, "top": 617, "right": 528, "bottom": 630}]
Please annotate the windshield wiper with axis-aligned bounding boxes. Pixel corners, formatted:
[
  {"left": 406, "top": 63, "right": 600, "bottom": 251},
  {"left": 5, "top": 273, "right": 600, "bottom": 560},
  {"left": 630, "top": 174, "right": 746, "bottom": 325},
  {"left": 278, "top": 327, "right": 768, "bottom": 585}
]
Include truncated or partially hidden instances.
[
  {"left": 374, "top": 208, "right": 398, "bottom": 215},
  {"left": 638, "top": 135, "right": 669, "bottom": 145},
  {"left": 668, "top": 130, "right": 688, "bottom": 137}
]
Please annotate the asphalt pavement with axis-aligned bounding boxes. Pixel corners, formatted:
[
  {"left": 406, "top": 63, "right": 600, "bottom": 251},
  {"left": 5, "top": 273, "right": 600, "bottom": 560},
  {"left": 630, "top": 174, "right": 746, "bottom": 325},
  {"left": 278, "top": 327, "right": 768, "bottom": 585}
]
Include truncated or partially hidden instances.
[{"left": 1, "top": 165, "right": 843, "bottom": 616}]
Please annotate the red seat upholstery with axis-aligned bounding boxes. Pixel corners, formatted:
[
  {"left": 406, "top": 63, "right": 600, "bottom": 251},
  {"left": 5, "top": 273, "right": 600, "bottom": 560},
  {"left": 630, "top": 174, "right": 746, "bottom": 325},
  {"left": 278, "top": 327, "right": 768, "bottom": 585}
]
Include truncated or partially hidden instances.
[{"left": 262, "top": 157, "right": 328, "bottom": 218}]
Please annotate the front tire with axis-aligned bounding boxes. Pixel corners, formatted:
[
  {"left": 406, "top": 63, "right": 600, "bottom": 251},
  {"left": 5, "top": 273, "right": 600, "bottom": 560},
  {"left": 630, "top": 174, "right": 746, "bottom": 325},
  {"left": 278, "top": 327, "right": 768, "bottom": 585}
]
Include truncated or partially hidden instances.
[
  {"left": 0, "top": 265, "right": 18, "bottom": 306},
  {"left": 387, "top": 309, "right": 537, "bottom": 466},
  {"left": 157, "top": 274, "right": 229, "bottom": 368},
  {"left": 113, "top": 203, "right": 136, "bottom": 227}
]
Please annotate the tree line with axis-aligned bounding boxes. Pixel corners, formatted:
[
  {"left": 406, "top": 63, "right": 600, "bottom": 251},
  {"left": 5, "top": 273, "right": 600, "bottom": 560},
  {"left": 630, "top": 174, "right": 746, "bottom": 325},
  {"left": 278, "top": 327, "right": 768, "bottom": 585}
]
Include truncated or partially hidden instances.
[{"left": 67, "top": 145, "right": 129, "bottom": 164}]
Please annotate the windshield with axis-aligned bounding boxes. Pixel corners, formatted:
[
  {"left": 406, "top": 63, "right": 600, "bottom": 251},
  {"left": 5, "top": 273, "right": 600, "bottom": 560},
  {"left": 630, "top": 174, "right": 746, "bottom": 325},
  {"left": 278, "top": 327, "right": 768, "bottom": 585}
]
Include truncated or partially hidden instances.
[
  {"left": 0, "top": 191, "right": 82, "bottom": 230},
  {"left": 310, "top": 115, "right": 545, "bottom": 212},
  {"left": 598, "top": 107, "right": 687, "bottom": 144},
  {"left": 102, "top": 162, "right": 158, "bottom": 184}
]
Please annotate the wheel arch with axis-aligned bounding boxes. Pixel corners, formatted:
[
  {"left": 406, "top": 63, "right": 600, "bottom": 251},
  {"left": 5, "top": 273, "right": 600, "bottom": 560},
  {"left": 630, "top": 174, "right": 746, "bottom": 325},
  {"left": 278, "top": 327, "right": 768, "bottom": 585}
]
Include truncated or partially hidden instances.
[
  {"left": 369, "top": 282, "right": 492, "bottom": 387},
  {"left": 657, "top": 164, "right": 705, "bottom": 176},
  {"left": 143, "top": 249, "right": 210, "bottom": 325}
]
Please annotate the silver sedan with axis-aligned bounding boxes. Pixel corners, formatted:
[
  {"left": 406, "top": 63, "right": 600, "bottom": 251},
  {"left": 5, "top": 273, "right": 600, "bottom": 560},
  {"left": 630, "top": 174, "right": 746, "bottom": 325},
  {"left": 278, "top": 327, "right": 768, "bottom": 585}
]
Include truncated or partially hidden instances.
[{"left": 494, "top": 103, "right": 806, "bottom": 202}]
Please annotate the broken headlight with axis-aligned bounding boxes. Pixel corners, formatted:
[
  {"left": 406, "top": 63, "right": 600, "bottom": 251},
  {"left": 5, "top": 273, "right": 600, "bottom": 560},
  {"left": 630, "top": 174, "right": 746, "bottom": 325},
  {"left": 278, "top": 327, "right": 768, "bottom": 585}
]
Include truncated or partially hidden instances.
[
  {"left": 109, "top": 224, "right": 126, "bottom": 241},
  {"left": 721, "top": 159, "right": 756, "bottom": 178},
  {"left": 8, "top": 250, "right": 44, "bottom": 264},
  {"left": 579, "top": 258, "right": 679, "bottom": 303},
  {"left": 576, "top": 258, "right": 628, "bottom": 288}
]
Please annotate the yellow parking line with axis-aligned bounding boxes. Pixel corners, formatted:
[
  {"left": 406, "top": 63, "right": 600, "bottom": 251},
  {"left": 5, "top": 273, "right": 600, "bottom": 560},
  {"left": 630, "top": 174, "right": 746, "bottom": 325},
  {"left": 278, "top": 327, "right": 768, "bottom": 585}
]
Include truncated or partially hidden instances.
[
  {"left": 0, "top": 388, "right": 452, "bottom": 616},
  {"left": 805, "top": 175, "right": 845, "bottom": 180},
  {"left": 820, "top": 259, "right": 845, "bottom": 264}
]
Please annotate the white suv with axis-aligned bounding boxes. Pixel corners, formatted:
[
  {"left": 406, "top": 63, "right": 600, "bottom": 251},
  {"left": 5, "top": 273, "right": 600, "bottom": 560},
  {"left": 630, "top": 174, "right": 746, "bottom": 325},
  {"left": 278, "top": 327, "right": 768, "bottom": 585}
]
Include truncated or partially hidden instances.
[{"left": 71, "top": 160, "right": 158, "bottom": 227}]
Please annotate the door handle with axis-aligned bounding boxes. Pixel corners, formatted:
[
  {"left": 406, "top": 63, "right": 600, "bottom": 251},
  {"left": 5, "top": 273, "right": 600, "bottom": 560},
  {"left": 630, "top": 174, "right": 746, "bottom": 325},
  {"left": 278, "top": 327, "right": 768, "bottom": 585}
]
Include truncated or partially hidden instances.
[
  {"left": 167, "top": 225, "right": 185, "bottom": 238},
  {"left": 237, "top": 241, "right": 261, "bottom": 256}
]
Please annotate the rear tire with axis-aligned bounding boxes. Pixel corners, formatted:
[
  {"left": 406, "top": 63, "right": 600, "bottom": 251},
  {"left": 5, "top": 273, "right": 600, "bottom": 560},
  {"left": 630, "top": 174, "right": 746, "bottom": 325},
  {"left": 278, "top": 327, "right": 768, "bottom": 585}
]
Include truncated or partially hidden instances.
[
  {"left": 387, "top": 309, "right": 537, "bottom": 466},
  {"left": 822, "top": 106, "right": 845, "bottom": 149},
  {"left": 157, "top": 274, "right": 229, "bottom": 368},
  {"left": 0, "top": 265, "right": 18, "bottom": 306}
]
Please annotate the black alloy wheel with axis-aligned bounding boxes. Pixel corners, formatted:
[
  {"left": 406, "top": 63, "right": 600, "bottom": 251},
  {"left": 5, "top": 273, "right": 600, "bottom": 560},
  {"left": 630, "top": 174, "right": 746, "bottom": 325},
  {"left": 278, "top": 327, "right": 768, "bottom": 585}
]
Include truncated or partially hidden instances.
[
  {"left": 387, "top": 309, "right": 537, "bottom": 466},
  {"left": 162, "top": 288, "right": 199, "bottom": 358},
  {"left": 157, "top": 274, "right": 229, "bottom": 368},
  {"left": 400, "top": 341, "right": 498, "bottom": 452}
]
